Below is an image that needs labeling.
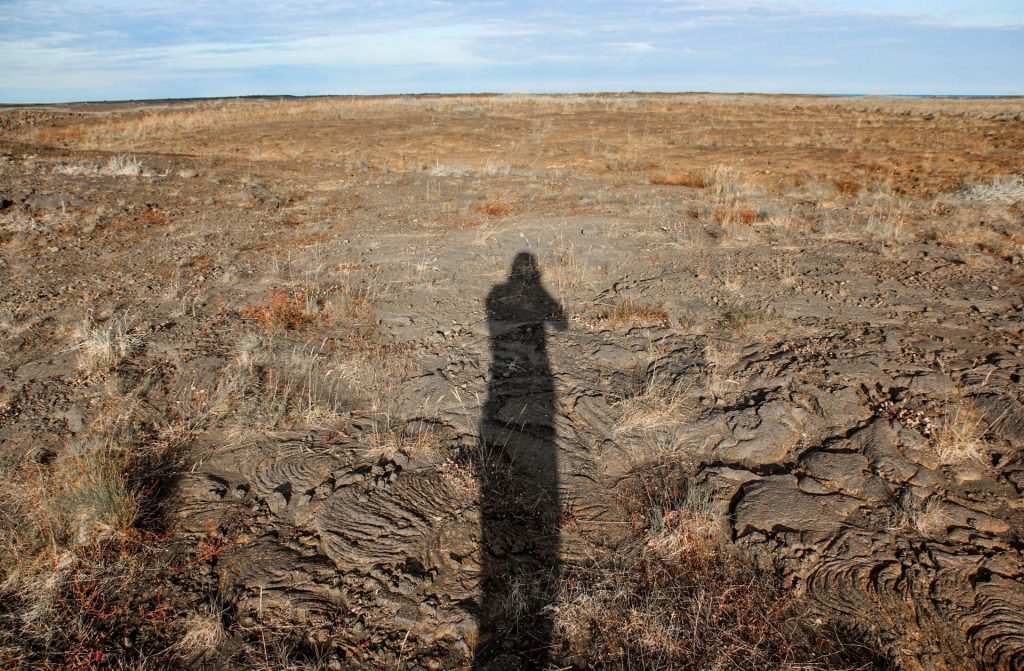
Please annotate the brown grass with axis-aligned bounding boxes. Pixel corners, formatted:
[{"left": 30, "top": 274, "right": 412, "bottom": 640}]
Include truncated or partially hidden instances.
[
  {"left": 931, "top": 401, "right": 991, "bottom": 466},
  {"left": 738, "top": 208, "right": 758, "bottom": 225},
  {"left": 0, "top": 424, "right": 187, "bottom": 669},
  {"left": 833, "top": 178, "right": 862, "bottom": 196},
  {"left": 243, "top": 288, "right": 324, "bottom": 331},
  {"left": 21, "top": 94, "right": 1023, "bottom": 196},
  {"left": 555, "top": 471, "right": 888, "bottom": 670},
  {"left": 711, "top": 205, "right": 761, "bottom": 226},
  {"left": 590, "top": 299, "right": 670, "bottom": 329},
  {"left": 472, "top": 201, "right": 520, "bottom": 217},
  {"left": 650, "top": 173, "right": 707, "bottom": 188},
  {"left": 140, "top": 207, "right": 168, "bottom": 227}
]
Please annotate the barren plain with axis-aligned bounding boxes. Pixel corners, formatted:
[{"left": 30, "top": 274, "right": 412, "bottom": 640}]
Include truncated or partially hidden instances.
[{"left": 1, "top": 93, "right": 1024, "bottom": 670}]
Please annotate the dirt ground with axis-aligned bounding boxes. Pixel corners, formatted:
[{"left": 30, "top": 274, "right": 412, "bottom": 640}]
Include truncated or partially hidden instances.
[{"left": 2, "top": 94, "right": 1024, "bottom": 670}]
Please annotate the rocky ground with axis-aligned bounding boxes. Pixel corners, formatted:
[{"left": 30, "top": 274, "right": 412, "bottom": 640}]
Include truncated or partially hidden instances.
[{"left": 1, "top": 94, "right": 1023, "bottom": 670}]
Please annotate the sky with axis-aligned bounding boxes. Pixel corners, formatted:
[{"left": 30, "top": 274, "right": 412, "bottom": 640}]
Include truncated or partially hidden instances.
[{"left": 1, "top": 1, "right": 1022, "bottom": 103}]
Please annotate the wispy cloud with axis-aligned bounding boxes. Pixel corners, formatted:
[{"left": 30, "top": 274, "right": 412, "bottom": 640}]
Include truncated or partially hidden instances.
[
  {"left": 612, "top": 42, "right": 657, "bottom": 53},
  {"left": 0, "top": 0, "right": 1021, "bottom": 101}
]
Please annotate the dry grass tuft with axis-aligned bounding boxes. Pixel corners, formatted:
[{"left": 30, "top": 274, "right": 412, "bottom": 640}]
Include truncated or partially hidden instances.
[
  {"left": 472, "top": 201, "right": 520, "bottom": 217},
  {"left": 591, "top": 299, "right": 669, "bottom": 329},
  {"left": 888, "top": 494, "right": 952, "bottom": 540},
  {"left": 173, "top": 610, "right": 226, "bottom": 661},
  {"left": 614, "top": 362, "right": 696, "bottom": 442},
  {"left": 243, "top": 288, "right": 325, "bottom": 331},
  {"left": 365, "top": 421, "right": 447, "bottom": 462},
  {"left": 179, "top": 336, "right": 413, "bottom": 437},
  {"left": 54, "top": 438, "right": 141, "bottom": 546},
  {"left": 650, "top": 173, "right": 706, "bottom": 188},
  {"left": 72, "top": 317, "right": 142, "bottom": 372},
  {"left": 103, "top": 154, "right": 142, "bottom": 176},
  {"left": 643, "top": 485, "right": 723, "bottom": 561},
  {"left": 957, "top": 175, "right": 1024, "bottom": 206},
  {"left": 931, "top": 401, "right": 991, "bottom": 466}
]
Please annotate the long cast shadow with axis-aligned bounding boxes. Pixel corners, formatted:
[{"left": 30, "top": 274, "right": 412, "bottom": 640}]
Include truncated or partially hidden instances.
[{"left": 475, "top": 252, "right": 566, "bottom": 669}]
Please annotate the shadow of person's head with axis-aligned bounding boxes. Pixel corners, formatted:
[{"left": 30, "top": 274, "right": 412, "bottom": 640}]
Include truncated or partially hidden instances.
[
  {"left": 488, "top": 251, "right": 567, "bottom": 328},
  {"left": 509, "top": 251, "right": 541, "bottom": 283}
]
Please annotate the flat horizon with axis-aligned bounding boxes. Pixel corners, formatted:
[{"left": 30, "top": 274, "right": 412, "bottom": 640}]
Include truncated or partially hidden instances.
[{"left": 4, "top": 90, "right": 1024, "bottom": 108}]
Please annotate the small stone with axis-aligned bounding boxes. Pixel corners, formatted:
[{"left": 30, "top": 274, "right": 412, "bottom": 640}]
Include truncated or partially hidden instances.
[{"left": 64, "top": 407, "right": 84, "bottom": 433}]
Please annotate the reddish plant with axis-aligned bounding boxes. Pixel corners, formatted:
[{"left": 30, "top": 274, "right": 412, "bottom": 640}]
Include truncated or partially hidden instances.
[{"left": 243, "top": 289, "right": 321, "bottom": 331}]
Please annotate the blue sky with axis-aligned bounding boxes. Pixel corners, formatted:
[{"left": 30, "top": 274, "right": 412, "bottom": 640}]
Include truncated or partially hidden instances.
[{"left": 1, "top": 1, "right": 1022, "bottom": 103}]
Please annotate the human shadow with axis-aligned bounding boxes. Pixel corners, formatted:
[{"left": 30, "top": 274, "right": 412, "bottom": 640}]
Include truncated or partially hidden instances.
[{"left": 475, "top": 252, "right": 566, "bottom": 669}]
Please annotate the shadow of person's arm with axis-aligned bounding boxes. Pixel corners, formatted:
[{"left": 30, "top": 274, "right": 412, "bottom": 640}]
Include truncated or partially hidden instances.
[{"left": 548, "top": 295, "right": 568, "bottom": 332}]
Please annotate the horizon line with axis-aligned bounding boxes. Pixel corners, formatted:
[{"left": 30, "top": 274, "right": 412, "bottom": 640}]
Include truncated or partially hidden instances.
[{"left": 3, "top": 90, "right": 1024, "bottom": 107}]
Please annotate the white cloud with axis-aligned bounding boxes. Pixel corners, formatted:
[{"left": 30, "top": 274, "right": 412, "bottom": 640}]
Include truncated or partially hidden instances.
[
  {"left": 612, "top": 42, "right": 656, "bottom": 53},
  {"left": 0, "top": 23, "right": 492, "bottom": 77},
  {"left": 156, "top": 25, "right": 489, "bottom": 70}
]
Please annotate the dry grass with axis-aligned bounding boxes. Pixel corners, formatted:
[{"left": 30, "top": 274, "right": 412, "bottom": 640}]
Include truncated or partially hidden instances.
[
  {"left": 71, "top": 316, "right": 142, "bottom": 372},
  {"left": 51, "top": 155, "right": 144, "bottom": 178},
  {"left": 555, "top": 473, "right": 885, "bottom": 670},
  {"left": 242, "top": 257, "right": 380, "bottom": 333},
  {"left": 172, "top": 610, "right": 226, "bottom": 662},
  {"left": 537, "top": 245, "right": 601, "bottom": 303},
  {"left": 643, "top": 485, "right": 723, "bottom": 561},
  {"left": 430, "top": 163, "right": 472, "bottom": 177},
  {"left": 365, "top": 421, "right": 447, "bottom": 462},
  {"left": 243, "top": 288, "right": 325, "bottom": 331},
  {"left": 103, "top": 154, "right": 142, "bottom": 177},
  {"left": 177, "top": 335, "right": 413, "bottom": 438},
  {"left": 472, "top": 200, "right": 520, "bottom": 217},
  {"left": 650, "top": 173, "right": 706, "bottom": 188},
  {"left": 589, "top": 299, "right": 669, "bottom": 329},
  {"left": 0, "top": 425, "right": 185, "bottom": 669},
  {"left": 888, "top": 494, "right": 952, "bottom": 540},
  {"left": 931, "top": 401, "right": 991, "bottom": 466},
  {"left": 926, "top": 175, "right": 1024, "bottom": 259},
  {"left": 956, "top": 175, "right": 1024, "bottom": 206},
  {"left": 863, "top": 200, "right": 909, "bottom": 241},
  {"left": 613, "top": 358, "right": 697, "bottom": 443},
  {"left": 909, "top": 498, "right": 953, "bottom": 540},
  {"left": 24, "top": 94, "right": 1022, "bottom": 197}
]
